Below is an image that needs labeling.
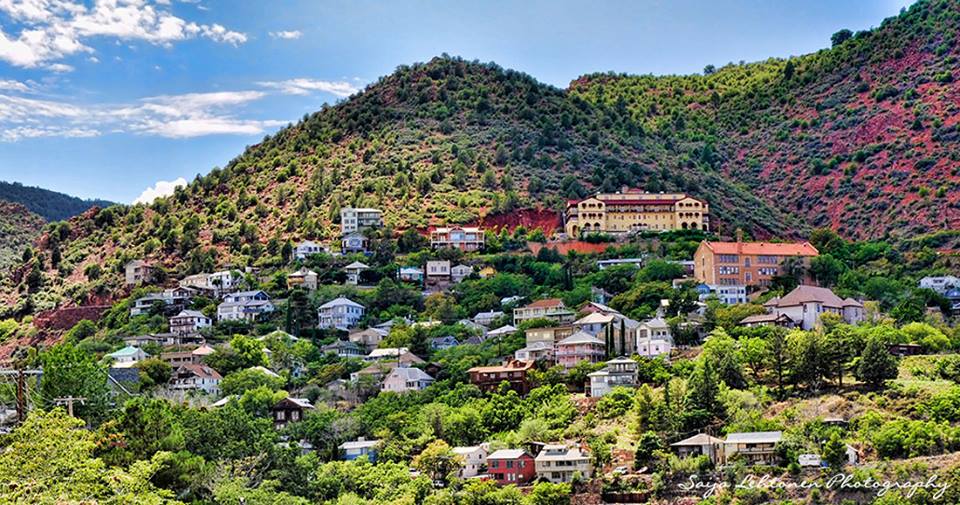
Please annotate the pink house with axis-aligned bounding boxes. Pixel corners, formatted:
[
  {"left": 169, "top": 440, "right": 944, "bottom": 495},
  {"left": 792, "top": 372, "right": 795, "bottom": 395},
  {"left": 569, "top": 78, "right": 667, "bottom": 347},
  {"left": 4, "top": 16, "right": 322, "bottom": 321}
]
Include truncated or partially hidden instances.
[{"left": 555, "top": 331, "right": 606, "bottom": 368}]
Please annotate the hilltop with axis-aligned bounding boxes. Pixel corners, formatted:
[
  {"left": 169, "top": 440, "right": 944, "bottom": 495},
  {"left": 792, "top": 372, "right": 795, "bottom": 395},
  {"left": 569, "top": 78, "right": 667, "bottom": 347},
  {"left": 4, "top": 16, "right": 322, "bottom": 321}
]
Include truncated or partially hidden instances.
[
  {"left": 0, "top": 201, "right": 44, "bottom": 270},
  {"left": 571, "top": 0, "right": 960, "bottom": 240},
  {"left": 6, "top": 0, "right": 960, "bottom": 315},
  {"left": 0, "top": 181, "right": 114, "bottom": 222}
]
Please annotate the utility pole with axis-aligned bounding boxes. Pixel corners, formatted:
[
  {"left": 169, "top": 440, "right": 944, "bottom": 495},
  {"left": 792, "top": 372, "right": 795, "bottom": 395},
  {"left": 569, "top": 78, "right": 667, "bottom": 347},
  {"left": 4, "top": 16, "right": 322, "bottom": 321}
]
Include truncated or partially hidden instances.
[
  {"left": 54, "top": 396, "right": 86, "bottom": 417},
  {"left": 15, "top": 369, "right": 25, "bottom": 423}
]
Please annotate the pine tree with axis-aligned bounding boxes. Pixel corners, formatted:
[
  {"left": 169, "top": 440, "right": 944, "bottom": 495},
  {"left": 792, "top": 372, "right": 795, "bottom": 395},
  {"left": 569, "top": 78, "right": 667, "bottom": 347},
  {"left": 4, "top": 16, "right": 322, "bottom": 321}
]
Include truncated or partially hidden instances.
[
  {"left": 821, "top": 431, "right": 847, "bottom": 470},
  {"left": 855, "top": 337, "right": 899, "bottom": 389}
]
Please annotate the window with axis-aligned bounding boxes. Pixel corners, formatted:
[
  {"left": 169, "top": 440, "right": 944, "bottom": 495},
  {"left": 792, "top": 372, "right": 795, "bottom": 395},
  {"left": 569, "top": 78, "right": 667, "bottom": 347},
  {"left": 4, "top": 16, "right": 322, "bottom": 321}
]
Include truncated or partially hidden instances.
[
  {"left": 718, "top": 254, "right": 739, "bottom": 263},
  {"left": 719, "top": 266, "right": 739, "bottom": 275}
]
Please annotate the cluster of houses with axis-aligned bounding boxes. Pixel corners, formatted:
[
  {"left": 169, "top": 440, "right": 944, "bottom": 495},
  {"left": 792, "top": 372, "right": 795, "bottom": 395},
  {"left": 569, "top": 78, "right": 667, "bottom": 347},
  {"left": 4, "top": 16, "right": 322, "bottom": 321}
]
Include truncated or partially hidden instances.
[
  {"left": 335, "top": 439, "right": 592, "bottom": 484},
  {"left": 672, "top": 425, "right": 858, "bottom": 468}
]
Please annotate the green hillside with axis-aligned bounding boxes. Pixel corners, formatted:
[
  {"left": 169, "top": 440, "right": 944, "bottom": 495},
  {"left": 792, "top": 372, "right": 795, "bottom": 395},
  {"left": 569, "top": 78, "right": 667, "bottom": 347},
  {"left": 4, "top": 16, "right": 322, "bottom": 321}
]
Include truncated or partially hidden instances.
[{"left": 0, "top": 181, "right": 114, "bottom": 222}]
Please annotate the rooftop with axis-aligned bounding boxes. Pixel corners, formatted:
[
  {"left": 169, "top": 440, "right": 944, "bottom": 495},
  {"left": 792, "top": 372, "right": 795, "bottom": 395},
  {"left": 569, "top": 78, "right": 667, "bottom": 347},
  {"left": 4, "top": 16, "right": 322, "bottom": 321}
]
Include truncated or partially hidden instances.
[
  {"left": 725, "top": 431, "right": 783, "bottom": 444},
  {"left": 702, "top": 241, "right": 819, "bottom": 257}
]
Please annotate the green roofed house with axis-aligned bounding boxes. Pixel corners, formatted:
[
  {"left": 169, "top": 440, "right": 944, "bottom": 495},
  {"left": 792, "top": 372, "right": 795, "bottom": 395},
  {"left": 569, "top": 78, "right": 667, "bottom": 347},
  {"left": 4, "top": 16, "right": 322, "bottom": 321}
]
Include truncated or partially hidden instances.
[{"left": 106, "top": 345, "right": 149, "bottom": 368}]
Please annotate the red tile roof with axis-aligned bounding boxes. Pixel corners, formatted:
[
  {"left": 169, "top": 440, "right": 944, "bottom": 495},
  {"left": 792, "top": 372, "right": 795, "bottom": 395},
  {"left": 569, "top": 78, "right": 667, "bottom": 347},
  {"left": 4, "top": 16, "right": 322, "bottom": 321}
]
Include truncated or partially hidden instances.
[{"left": 702, "top": 241, "right": 819, "bottom": 256}]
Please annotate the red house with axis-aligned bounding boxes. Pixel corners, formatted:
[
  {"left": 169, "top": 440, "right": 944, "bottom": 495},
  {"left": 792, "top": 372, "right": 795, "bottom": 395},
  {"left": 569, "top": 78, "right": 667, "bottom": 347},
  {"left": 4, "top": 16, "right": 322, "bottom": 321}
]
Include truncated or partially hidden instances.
[{"left": 487, "top": 449, "right": 535, "bottom": 485}]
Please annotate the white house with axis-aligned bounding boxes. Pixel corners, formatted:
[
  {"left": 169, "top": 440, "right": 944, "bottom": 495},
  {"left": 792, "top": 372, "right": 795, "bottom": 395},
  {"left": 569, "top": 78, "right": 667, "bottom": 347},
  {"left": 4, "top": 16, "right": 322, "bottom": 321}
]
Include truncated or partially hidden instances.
[
  {"left": 515, "top": 341, "right": 554, "bottom": 362},
  {"left": 169, "top": 310, "right": 211, "bottom": 336},
  {"left": 398, "top": 266, "right": 424, "bottom": 283},
  {"left": 124, "top": 260, "right": 154, "bottom": 286},
  {"left": 636, "top": 317, "right": 672, "bottom": 344},
  {"left": 295, "top": 240, "right": 326, "bottom": 260},
  {"left": 534, "top": 445, "right": 592, "bottom": 483},
  {"left": 341, "top": 232, "right": 369, "bottom": 253},
  {"left": 217, "top": 291, "right": 275, "bottom": 322},
  {"left": 208, "top": 270, "right": 243, "bottom": 294},
  {"left": 451, "top": 264, "right": 474, "bottom": 283},
  {"left": 170, "top": 364, "right": 222, "bottom": 395},
  {"left": 426, "top": 260, "right": 451, "bottom": 281},
  {"left": 344, "top": 261, "right": 370, "bottom": 286},
  {"left": 588, "top": 357, "right": 639, "bottom": 397},
  {"left": 486, "top": 325, "right": 517, "bottom": 339},
  {"left": 453, "top": 445, "right": 489, "bottom": 478},
  {"left": 763, "top": 285, "right": 864, "bottom": 330},
  {"left": 920, "top": 275, "right": 960, "bottom": 294},
  {"left": 724, "top": 431, "right": 782, "bottom": 465},
  {"left": 473, "top": 311, "right": 505, "bottom": 327},
  {"left": 381, "top": 366, "right": 435, "bottom": 393},
  {"left": 636, "top": 337, "right": 671, "bottom": 358},
  {"left": 106, "top": 346, "right": 149, "bottom": 368},
  {"left": 318, "top": 297, "right": 366, "bottom": 330}
]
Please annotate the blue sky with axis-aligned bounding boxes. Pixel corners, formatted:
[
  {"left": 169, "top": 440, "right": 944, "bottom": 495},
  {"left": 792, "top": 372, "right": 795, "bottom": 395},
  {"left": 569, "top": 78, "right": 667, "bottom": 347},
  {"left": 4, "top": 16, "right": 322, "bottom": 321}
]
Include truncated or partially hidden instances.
[{"left": 0, "top": 0, "right": 913, "bottom": 203}]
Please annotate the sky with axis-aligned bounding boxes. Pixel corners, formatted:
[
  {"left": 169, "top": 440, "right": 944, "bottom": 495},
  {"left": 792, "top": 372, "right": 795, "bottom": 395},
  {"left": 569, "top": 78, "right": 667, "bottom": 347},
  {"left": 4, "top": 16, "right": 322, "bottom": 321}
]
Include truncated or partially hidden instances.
[{"left": 0, "top": 0, "right": 914, "bottom": 204}]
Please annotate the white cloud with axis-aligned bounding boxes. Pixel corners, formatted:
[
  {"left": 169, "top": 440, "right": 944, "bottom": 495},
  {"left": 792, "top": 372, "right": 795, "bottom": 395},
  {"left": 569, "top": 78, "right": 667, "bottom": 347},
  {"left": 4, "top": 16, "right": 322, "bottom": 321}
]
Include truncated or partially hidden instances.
[
  {"left": 47, "top": 62, "right": 73, "bottom": 72},
  {"left": 0, "top": 88, "right": 286, "bottom": 140},
  {"left": 257, "top": 78, "right": 359, "bottom": 98},
  {"left": 0, "top": 79, "right": 30, "bottom": 92},
  {"left": 0, "top": 0, "right": 247, "bottom": 69},
  {"left": 269, "top": 30, "right": 301, "bottom": 40},
  {"left": 133, "top": 176, "right": 186, "bottom": 204}
]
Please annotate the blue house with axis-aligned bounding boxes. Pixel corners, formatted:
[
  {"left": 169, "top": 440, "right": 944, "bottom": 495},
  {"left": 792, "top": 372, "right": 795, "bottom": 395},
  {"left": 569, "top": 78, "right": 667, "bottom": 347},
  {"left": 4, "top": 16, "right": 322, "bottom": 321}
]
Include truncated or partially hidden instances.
[
  {"left": 430, "top": 335, "right": 459, "bottom": 351},
  {"left": 339, "top": 438, "right": 380, "bottom": 462}
]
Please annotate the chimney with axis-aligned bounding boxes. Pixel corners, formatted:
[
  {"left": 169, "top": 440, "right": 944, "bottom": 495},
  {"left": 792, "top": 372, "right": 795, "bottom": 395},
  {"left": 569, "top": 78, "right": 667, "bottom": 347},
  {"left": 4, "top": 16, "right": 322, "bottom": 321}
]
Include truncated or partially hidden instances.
[{"left": 735, "top": 228, "right": 744, "bottom": 254}]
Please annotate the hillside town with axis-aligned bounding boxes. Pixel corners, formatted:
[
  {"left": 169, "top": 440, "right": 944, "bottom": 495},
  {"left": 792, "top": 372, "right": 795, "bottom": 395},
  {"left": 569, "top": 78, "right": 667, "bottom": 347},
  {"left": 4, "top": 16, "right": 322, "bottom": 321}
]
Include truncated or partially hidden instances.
[{"left": 7, "top": 187, "right": 960, "bottom": 504}]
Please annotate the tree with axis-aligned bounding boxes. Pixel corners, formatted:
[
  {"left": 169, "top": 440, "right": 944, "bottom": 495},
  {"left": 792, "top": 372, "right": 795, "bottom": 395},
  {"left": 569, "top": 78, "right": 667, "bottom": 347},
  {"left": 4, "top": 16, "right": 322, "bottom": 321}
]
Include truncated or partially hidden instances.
[
  {"left": 821, "top": 431, "right": 847, "bottom": 470},
  {"left": 702, "top": 329, "right": 746, "bottom": 389},
  {"left": 767, "top": 328, "right": 790, "bottom": 399},
  {"left": 39, "top": 342, "right": 112, "bottom": 424},
  {"left": 831, "top": 29, "right": 853, "bottom": 47},
  {"left": 739, "top": 336, "right": 769, "bottom": 381},
  {"left": 220, "top": 368, "right": 286, "bottom": 396},
  {"left": 0, "top": 409, "right": 178, "bottom": 504},
  {"left": 528, "top": 482, "right": 572, "bottom": 505},
  {"left": 135, "top": 358, "right": 172, "bottom": 390},
  {"left": 685, "top": 359, "right": 723, "bottom": 426},
  {"left": 855, "top": 337, "right": 899, "bottom": 389},
  {"left": 634, "top": 431, "right": 664, "bottom": 469},
  {"left": 413, "top": 439, "right": 463, "bottom": 484}
]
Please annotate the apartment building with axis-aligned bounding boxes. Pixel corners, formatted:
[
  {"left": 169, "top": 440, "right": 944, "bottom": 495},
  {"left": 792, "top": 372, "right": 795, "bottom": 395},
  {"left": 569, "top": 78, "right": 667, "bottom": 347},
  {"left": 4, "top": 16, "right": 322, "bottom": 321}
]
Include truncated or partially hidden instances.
[
  {"left": 340, "top": 207, "right": 383, "bottom": 235},
  {"left": 564, "top": 189, "right": 709, "bottom": 236},
  {"left": 694, "top": 240, "right": 819, "bottom": 288},
  {"left": 513, "top": 298, "right": 576, "bottom": 326},
  {"left": 430, "top": 226, "right": 485, "bottom": 251}
]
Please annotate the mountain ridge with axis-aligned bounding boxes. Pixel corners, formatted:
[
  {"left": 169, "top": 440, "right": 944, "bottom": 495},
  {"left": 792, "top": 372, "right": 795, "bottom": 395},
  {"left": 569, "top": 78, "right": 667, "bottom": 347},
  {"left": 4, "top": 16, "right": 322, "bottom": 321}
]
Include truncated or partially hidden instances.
[{"left": 5, "top": 0, "right": 960, "bottom": 316}]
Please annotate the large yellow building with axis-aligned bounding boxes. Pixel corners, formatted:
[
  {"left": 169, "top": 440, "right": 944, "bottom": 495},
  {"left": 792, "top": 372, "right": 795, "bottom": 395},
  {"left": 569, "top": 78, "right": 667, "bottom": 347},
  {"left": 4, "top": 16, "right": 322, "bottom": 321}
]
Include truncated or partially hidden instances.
[{"left": 564, "top": 189, "right": 709, "bottom": 236}]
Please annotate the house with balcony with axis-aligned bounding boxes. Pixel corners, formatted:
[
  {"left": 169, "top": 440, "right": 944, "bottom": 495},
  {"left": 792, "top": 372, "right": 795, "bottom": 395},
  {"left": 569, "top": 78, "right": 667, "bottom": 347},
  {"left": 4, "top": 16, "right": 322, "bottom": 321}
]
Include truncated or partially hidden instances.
[
  {"left": 525, "top": 325, "right": 575, "bottom": 347},
  {"left": 534, "top": 445, "right": 592, "bottom": 483},
  {"left": 513, "top": 298, "right": 576, "bottom": 326},
  {"left": 671, "top": 433, "right": 725, "bottom": 464},
  {"left": 555, "top": 331, "right": 605, "bottom": 368},
  {"left": 318, "top": 297, "right": 365, "bottom": 330},
  {"left": 430, "top": 226, "right": 485, "bottom": 251},
  {"left": 920, "top": 275, "right": 960, "bottom": 294},
  {"left": 287, "top": 268, "right": 318, "bottom": 291},
  {"left": 344, "top": 261, "right": 370, "bottom": 286},
  {"left": 564, "top": 189, "right": 709, "bottom": 236},
  {"left": 588, "top": 357, "right": 639, "bottom": 397},
  {"left": 169, "top": 310, "right": 211, "bottom": 336},
  {"left": 514, "top": 341, "right": 555, "bottom": 363},
  {"left": 723, "top": 431, "right": 783, "bottom": 465},
  {"left": 340, "top": 207, "right": 383, "bottom": 235},
  {"left": 124, "top": 260, "right": 156, "bottom": 286},
  {"left": 487, "top": 449, "right": 535, "bottom": 485},
  {"left": 348, "top": 327, "right": 388, "bottom": 352},
  {"left": 217, "top": 291, "right": 275, "bottom": 322},
  {"left": 208, "top": 270, "right": 243, "bottom": 296},
  {"left": 426, "top": 260, "right": 452, "bottom": 286},
  {"left": 170, "top": 364, "right": 221, "bottom": 396},
  {"left": 468, "top": 359, "right": 534, "bottom": 395},
  {"left": 321, "top": 339, "right": 364, "bottom": 359}
]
